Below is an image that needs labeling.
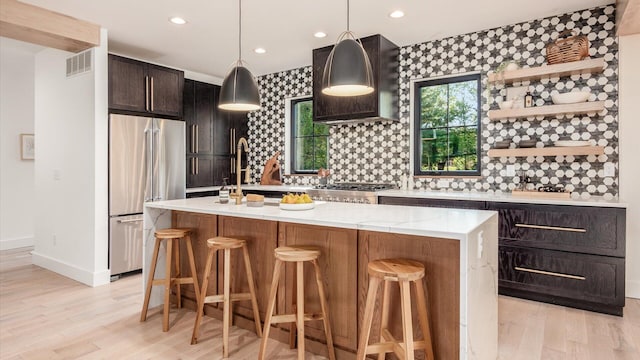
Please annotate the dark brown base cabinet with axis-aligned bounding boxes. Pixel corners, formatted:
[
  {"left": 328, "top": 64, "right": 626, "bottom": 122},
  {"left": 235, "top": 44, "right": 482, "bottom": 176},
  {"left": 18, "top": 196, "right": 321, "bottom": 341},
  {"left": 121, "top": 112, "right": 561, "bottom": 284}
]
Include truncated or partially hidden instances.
[{"left": 378, "top": 196, "right": 627, "bottom": 316}]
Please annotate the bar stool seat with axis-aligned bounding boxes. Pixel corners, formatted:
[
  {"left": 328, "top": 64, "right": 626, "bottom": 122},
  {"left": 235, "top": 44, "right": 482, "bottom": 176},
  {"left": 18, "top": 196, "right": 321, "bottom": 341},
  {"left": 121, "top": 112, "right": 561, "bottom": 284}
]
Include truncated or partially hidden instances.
[
  {"left": 357, "top": 258, "right": 434, "bottom": 360},
  {"left": 259, "top": 246, "right": 336, "bottom": 360},
  {"left": 191, "top": 236, "right": 262, "bottom": 358},
  {"left": 140, "top": 228, "right": 200, "bottom": 332}
]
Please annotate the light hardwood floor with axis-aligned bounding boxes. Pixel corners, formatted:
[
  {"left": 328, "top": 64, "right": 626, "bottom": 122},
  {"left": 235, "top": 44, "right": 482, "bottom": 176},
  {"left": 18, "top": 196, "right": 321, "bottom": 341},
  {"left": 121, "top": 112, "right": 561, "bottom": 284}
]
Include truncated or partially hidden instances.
[{"left": 1, "top": 247, "right": 639, "bottom": 359}]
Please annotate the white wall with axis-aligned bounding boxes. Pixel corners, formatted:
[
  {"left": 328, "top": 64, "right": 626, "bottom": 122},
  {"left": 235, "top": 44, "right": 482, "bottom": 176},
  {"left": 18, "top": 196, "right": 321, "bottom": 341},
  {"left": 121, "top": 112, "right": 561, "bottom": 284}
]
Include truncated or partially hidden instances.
[
  {"left": 0, "top": 38, "right": 39, "bottom": 250},
  {"left": 619, "top": 33, "right": 640, "bottom": 299},
  {"left": 32, "top": 29, "right": 110, "bottom": 286}
]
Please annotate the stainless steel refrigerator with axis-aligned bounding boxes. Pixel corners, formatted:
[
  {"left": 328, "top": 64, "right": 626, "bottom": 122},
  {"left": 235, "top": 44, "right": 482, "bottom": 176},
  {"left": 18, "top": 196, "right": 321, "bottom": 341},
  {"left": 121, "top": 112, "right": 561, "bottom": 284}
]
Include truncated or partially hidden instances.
[{"left": 109, "top": 114, "right": 185, "bottom": 276}]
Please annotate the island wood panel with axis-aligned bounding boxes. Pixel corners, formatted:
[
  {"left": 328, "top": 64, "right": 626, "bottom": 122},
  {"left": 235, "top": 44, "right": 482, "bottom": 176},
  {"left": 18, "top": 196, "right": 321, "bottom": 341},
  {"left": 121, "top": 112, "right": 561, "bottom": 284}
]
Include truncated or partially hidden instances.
[
  {"left": 217, "top": 216, "right": 278, "bottom": 322},
  {"left": 358, "top": 230, "right": 460, "bottom": 360},
  {"left": 172, "top": 212, "right": 217, "bottom": 307},
  {"left": 278, "top": 222, "right": 358, "bottom": 350}
]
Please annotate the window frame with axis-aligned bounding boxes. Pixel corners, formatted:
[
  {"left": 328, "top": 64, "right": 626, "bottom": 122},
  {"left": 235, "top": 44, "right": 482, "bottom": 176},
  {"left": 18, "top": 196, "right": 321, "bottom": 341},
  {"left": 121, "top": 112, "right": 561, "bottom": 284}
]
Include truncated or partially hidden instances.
[
  {"left": 413, "top": 73, "right": 482, "bottom": 177},
  {"left": 289, "top": 97, "right": 328, "bottom": 174}
]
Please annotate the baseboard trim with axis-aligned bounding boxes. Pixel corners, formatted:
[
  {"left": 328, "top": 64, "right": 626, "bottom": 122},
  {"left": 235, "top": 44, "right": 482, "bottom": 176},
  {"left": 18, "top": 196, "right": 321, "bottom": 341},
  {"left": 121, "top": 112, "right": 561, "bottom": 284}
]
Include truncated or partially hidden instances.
[
  {"left": 0, "top": 236, "right": 34, "bottom": 250},
  {"left": 627, "top": 280, "right": 640, "bottom": 299},
  {"left": 31, "top": 251, "right": 110, "bottom": 287}
]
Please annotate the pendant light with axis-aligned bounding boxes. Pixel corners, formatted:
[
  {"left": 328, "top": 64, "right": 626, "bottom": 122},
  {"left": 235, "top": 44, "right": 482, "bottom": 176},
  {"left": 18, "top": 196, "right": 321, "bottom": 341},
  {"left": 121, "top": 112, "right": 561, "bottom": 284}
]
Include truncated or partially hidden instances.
[
  {"left": 219, "top": 0, "right": 261, "bottom": 111},
  {"left": 322, "top": 0, "right": 374, "bottom": 97}
]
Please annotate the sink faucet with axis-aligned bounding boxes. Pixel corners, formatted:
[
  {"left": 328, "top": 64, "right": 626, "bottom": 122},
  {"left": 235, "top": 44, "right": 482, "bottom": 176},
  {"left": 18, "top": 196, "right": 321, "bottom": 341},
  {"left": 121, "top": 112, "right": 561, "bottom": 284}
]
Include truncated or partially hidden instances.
[{"left": 230, "top": 137, "right": 249, "bottom": 205}]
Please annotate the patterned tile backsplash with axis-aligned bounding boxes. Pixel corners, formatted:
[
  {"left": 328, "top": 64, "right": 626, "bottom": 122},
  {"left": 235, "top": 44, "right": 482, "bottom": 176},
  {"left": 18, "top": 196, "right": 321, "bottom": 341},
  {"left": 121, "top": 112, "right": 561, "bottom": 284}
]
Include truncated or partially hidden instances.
[{"left": 247, "top": 5, "right": 618, "bottom": 199}]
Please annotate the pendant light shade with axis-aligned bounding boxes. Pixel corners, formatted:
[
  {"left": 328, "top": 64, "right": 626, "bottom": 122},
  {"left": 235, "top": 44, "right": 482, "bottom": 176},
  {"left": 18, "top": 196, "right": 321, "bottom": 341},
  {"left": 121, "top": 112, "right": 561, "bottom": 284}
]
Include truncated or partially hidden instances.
[
  {"left": 321, "top": 0, "right": 374, "bottom": 97},
  {"left": 219, "top": 62, "right": 260, "bottom": 111},
  {"left": 322, "top": 34, "right": 374, "bottom": 96},
  {"left": 218, "top": 0, "right": 261, "bottom": 111}
]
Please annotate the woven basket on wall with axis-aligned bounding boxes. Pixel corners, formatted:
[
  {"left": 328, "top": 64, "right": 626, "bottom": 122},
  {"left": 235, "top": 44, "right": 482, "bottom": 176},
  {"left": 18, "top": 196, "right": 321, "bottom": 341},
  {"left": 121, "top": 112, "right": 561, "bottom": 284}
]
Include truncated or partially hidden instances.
[{"left": 546, "top": 30, "right": 590, "bottom": 65}]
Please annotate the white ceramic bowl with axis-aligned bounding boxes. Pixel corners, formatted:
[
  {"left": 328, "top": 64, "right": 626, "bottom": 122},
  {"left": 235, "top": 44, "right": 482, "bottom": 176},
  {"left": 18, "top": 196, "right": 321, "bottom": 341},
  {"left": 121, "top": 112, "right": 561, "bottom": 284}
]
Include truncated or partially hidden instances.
[
  {"left": 279, "top": 202, "right": 315, "bottom": 211},
  {"left": 499, "top": 100, "right": 514, "bottom": 110},
  {"left": 551, "top": 91, "right": 590, "bottom": 104}
]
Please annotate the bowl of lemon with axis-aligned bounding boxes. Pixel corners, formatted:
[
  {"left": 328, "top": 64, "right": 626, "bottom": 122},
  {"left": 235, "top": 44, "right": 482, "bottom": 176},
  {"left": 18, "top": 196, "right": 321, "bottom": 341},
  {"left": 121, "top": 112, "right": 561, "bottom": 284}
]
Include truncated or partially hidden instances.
[{"left": 279, "top": 193, "right": 315, "bottom": 211}]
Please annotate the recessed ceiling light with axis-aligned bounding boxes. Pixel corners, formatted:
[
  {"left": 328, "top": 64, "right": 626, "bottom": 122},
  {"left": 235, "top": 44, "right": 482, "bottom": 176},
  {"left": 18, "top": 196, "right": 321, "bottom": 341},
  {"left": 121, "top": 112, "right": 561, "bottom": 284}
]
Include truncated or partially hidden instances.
[
  {"left": 254, "top": 48, "right": 266, "bottom": 54},
  {"left": 389, "top": 10, "right": 404, "bottom": 19},
  {"left": 169, "top": 17, "right": 187, "bottom": 25},
  {"left": 314, "top": 32, "right": 327, "bottom": 38}
]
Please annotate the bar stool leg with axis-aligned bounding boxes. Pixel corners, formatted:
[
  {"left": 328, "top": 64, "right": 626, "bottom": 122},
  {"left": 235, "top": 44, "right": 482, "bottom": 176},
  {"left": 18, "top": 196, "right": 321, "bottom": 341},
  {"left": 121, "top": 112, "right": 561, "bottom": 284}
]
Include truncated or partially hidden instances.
[
  {"left": 356, "top": 276, "right": 381, "bottom": 360},
  {"left": 222, "top": 248, "right": 231, "bottom": 358},
  {"left": 163, "top": 238, "right": 173, "bottom": 332},
  {"left": 141, "top": 237, "right": 161, "bottom": 322},
  {"left": 414, "top": 280, "right": 434, "bottom": 360},
  {"left": 312, "top": 259, "right": 336, "bottom": 360},
  {"left": 296, "top": 261, "right": 305, "bottom": 360},
  {"left": 289, "top": 268, "right": 297, "bottom": 349},
  {"left": 377, "top": 280, "right": 391, "bottom": 360},
  {"left": 259, "top": 259, "right": 283, "bottom": 360},
  {"left": 399, "top": 280, "right": 415, "bottom": 360},
  {"left": 185, "top": 234, "right": 201, "bottom": 307},
  {"left": 191, "top": 247, "right": 215, "bottom": 344},
  {"left": 242, "top": 245, "right": 262, "bottom": 337},
  {"left": 174, "top": 239, "right": 182, "bottom": 309}
]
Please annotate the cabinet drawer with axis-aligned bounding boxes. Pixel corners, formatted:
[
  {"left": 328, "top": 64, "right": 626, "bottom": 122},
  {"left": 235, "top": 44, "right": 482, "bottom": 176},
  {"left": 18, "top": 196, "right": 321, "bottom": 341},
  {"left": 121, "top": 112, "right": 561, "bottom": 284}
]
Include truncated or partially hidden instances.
[
  {"left": 493, "top": 203, "right": 625, "bottom": 257},
  {"left": 499, "top": 245, "right": 624, "bottom": 307},
  {"left": 378, "top": 196, "right": 486, "bottom": 210}
]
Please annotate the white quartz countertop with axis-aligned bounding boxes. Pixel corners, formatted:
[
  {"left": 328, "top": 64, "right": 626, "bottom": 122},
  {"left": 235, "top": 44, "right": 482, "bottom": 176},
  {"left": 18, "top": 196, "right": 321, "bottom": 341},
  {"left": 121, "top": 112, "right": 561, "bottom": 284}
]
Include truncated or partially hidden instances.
[
  {"left": 377, "top": 189, "right": 627, "bottom": 208},
  {"left": 186, "top": 184, "right": 312, "bottom": 194},
  {"left": 145, "top": 197, "right": 497, "bottom": 240}
]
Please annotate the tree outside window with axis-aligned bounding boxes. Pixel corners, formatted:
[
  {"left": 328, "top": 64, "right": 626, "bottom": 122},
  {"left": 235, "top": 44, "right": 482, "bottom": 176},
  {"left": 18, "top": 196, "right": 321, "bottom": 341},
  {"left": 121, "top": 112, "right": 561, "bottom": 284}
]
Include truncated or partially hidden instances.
[
  {"left": 291, "top": 98, "right": 328, "bottom": 173},
  {"left": 414, "top": 74, "right": 481, "bottom": 176}
]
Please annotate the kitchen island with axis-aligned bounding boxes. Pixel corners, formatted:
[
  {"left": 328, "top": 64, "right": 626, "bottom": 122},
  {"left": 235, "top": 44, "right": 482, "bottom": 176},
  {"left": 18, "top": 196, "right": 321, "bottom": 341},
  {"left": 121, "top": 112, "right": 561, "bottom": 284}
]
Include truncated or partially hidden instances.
[{"left": 143, "top": 197, "right": 498, "bottom": 359}]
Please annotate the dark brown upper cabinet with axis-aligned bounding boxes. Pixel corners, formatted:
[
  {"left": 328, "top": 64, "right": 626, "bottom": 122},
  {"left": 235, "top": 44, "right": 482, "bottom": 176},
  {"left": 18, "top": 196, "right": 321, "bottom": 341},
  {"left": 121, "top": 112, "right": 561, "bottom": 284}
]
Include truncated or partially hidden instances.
[
  {"left": 312, "top": 34, "right": 399, "bottom": 124},
  {"left": 183, "top": 79, "right": 249, "bottom": 188},
  {"left": 184, "top": 79, "right": 216, "bottom": 156},
  {"left": 108, "top": 54, "right": 184, "bottom": 119}
]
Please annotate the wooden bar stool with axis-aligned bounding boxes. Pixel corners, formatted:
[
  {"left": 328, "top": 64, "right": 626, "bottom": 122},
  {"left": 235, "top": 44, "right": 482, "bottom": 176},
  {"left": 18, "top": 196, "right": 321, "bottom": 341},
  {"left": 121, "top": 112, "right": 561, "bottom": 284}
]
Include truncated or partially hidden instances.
[
  {"left": 140, "top": 228, "right": 201, "bottom": 332},
  {"left": 191, "top": 237, "right": 262, "bottom": 358},
  {"left": 357, "top": 258, "right": 434, "bottom": 360},
  {"left": 259, "top": 246, "right": 336, "bottom": 360}
]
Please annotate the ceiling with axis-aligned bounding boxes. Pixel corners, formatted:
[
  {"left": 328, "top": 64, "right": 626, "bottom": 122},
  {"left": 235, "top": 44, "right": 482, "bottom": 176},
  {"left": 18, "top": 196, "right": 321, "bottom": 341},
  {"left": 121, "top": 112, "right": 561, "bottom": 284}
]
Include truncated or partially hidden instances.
[{"left": 19, "top": 0, "right": 613, "bottom": 79}]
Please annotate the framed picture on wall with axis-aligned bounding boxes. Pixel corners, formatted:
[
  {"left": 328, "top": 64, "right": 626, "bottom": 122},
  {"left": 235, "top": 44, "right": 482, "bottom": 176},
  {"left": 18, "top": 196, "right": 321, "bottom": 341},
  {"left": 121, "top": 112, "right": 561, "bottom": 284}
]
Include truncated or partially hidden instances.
[{"left": 20, "top": 134, "right": 34, "bottom": 160}]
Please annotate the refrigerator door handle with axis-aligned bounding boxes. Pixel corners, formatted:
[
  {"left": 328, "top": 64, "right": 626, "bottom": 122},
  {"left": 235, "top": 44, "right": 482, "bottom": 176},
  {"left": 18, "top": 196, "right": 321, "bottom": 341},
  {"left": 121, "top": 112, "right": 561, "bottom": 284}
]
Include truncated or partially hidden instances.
[
  {"left": 117, "top": 218, "right": 143, "bottom": 224},
  {"left": 144, "top": 128, "right": 153, "bottom": 202},
  {"left": 195, "top": 125, "right": 199, "bottom": 154},
  {"left": 153, "top": 127, "right": 162, "bottom": 201}
]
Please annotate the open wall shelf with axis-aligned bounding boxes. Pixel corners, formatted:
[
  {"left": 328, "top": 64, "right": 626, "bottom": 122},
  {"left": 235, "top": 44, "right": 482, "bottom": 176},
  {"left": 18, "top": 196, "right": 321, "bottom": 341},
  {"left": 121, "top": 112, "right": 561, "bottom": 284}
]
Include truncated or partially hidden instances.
[
  {"left": 487, "top": 58, "right": 605, "bottom": 84},
  {"left": 488, "top": 101, "right": 605, "bottom": 120},
  {"left": 487, "top": 146, "right": 604, "bottom": 158}
]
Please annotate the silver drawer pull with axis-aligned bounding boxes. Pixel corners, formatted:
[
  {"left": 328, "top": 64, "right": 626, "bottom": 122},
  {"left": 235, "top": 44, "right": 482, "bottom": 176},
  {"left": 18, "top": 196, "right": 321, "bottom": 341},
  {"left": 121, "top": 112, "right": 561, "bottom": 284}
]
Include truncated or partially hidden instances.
[
  {"left": 515, "top": 223, "right": 586, "bottom": 233},
  {"left": 515, "top": 266, "right": 586, "bottom": 280},
  {"left": 117, "top": 218, "right": 143, "bottom": 224}
]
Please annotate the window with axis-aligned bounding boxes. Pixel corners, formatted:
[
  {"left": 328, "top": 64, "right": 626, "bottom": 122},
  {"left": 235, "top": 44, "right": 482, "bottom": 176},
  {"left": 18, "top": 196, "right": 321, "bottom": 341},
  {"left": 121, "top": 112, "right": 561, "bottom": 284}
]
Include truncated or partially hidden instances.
[
  {"left": 413, "top": 73, "right": 481, "bottom": 176},
  {"left": 291, "top": 98, "right": 329, "bottom": 173}
]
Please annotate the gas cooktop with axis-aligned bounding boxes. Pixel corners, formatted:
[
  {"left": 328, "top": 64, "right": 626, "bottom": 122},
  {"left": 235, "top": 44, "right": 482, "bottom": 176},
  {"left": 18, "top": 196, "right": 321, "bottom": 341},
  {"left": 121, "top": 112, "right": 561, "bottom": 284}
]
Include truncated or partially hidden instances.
[{"left": 308, "top": 183, "right": 396, "bottom": 204}]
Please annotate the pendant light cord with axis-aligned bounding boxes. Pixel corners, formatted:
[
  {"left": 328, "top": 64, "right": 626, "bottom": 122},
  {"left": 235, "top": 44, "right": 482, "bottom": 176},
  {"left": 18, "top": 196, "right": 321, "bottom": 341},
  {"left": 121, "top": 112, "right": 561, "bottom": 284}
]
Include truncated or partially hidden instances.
[
  {"left": 346, "top": 0, "right": 350, "bottom": 32},
  {"left": 238, "top": 0, "right": 242, "bottom": 61}
]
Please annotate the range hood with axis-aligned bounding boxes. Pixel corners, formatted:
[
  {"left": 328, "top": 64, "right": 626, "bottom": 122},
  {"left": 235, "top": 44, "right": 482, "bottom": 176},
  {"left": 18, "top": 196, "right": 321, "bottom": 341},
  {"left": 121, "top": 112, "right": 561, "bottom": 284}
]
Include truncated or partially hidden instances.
[{"left": 312, "top": 34, "right": 399, "bottom": 125}]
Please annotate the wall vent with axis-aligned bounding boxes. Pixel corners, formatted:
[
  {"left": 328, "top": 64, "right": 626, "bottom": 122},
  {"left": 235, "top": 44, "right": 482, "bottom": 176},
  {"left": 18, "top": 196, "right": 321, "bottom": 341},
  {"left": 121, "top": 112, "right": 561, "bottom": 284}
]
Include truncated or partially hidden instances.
[{"left": 66, "top": 50, "right": 93, "bottom": 77}]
